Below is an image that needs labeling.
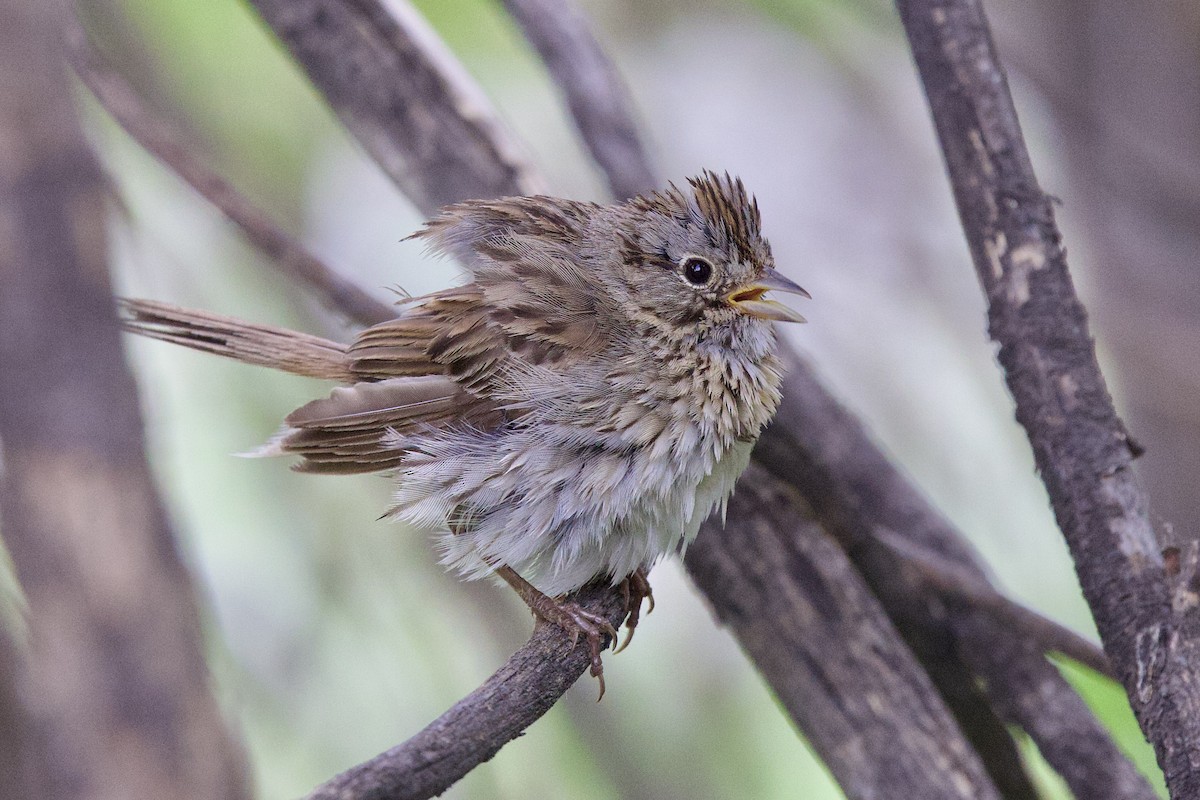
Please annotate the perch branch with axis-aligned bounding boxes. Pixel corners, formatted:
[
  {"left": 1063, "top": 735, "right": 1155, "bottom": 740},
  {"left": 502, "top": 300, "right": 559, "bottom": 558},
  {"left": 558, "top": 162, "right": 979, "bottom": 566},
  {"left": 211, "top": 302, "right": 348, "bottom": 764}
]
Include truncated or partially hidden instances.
[
  {"left": 896, "top": 0, "right": 1200, "bottom": 793},
  {"left": 305, "top": 583, "right": 626, "bottom": 800},
  {"left": 500, "top": 0, "right": 657, "bottom": 199}
]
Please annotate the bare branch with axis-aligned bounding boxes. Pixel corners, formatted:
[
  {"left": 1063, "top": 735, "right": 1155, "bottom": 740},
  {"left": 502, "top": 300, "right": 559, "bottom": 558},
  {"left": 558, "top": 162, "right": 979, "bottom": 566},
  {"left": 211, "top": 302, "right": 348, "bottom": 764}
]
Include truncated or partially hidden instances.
[
  {"left": 873, "top": 528, "right": 1113, "bottom": 677},
  {"left": 895, "top": 0, "right": 1200, "bottom": 792},
  {"left": 67, "top": 27, "right": 395, "bottom": 327},
  {"left": 689, "top": 466, "right": 1001, "bottom": 800},
  {"left": 304, "top": 582, "right": 625, "bottom": 800},
  {"left": 953, "top": 614, "right": 1160, "bottom": 800},
  {"left": 756, "top": 350, "right": 1157, "bottom": 799},
  {"left": 245, "top": 0, "right": 546, "bottom": 217},
  {"left": 500, "top": 0, "right": 657, "bottom": 199}
]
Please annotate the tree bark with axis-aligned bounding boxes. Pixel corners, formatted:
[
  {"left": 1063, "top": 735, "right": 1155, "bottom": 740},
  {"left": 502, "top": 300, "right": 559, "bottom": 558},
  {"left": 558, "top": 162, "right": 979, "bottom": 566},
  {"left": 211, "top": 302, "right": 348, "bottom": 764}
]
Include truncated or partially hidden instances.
[{"left": 896, "top": 0, "right": 1200, "bottom": 793}]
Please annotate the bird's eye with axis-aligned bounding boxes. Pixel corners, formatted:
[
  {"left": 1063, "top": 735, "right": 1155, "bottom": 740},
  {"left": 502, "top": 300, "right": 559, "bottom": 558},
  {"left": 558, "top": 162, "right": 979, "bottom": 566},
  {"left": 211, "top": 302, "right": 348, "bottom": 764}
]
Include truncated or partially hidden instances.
[{"left": 681, "top": 257, "right": 714, "bottom": 286}]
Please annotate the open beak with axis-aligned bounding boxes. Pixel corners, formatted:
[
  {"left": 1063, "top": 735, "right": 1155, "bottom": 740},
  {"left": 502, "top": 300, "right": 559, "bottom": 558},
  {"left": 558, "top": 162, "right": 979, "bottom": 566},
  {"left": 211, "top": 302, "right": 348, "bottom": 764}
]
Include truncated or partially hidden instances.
[{"left": 727, "top": 268, "right": 811, "bottom": 323}]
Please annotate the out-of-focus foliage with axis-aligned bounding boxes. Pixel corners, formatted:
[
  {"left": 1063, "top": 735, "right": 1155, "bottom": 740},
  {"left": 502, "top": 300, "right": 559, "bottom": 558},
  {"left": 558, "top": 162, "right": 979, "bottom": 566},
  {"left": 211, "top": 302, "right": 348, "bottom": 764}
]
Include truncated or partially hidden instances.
[{"left": 92, "top": 0, "right": 1166, "bottom": 797}]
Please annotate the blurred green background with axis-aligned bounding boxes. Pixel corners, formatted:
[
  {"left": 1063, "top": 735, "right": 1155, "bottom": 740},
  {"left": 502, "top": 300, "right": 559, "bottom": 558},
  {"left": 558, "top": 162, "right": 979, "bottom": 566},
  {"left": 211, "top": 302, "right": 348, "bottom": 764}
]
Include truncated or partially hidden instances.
[{"left": 80, "top": 0, "right": 1182, "bottom": 796}]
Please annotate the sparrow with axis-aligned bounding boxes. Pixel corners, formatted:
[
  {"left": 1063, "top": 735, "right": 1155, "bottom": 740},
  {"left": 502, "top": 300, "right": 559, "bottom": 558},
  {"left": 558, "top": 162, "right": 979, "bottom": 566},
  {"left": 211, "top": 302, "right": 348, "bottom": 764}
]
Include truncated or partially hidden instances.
[{"left": 123, "top": 171, "right": 809, "bottom": 694}]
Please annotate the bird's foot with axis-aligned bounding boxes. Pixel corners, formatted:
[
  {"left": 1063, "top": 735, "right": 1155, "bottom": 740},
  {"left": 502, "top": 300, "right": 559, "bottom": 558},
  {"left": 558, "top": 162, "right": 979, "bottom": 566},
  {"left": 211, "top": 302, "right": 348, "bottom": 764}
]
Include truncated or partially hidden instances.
[
  {"left": 614, "top": 567, "right": 655, "bottom": 654},
  {"left": 494, "top": 564, "right": 618, "bottom": 699},
  {"left": 530, "top": 596, "right": 619, "bottom": 698}
]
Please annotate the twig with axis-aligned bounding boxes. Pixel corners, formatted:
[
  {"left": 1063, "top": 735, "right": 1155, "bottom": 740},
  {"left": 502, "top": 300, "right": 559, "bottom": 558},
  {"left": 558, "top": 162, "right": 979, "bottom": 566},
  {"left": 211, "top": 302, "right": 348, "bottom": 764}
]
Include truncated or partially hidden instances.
[
  {"left": 304, "top": 582, "right": 625, "bottom": 800},
  {"left": 245, "top": 0, "right": 546, "bottom": 217},
  {"left": 953, "top": 613, "right": 1162, "bottom": 800},
  {"left": 689, "top": 466, "right": 1002, "bottom": 800},
  {"left": 895, "top": 0, "right": 1200, "bottom": 793},
  {"left": 872, "top": 528, "right": 1112, "bottom": 676},
  {"left": 500, "top": 0, "right": 657, "bottom": 200},
  {"left": 66, "top": 28, "right": 395, "bottom": 327}
]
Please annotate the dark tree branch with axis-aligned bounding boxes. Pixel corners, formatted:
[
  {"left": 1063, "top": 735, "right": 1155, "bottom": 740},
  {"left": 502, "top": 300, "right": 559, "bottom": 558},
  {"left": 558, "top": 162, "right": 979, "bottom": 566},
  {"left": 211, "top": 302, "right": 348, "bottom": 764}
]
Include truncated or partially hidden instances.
[
  {"left": 689, "top": 466, "right": 1002, "bottom": 800},
  {"left": 67, "top": 27, "right": 395, "bottom": 327},
  {"left": 758, "top": 351, "right": 1157, "bottom": 800},
  {"left": 895, "top": 0, "right": 1200, "bottom": 794},
  {"left": 500, "top": 0, "right": 657, "bottom": 200},
  {"left": 873, "top": 527, "right": 1112, "bottom": 677},
  {"left": 245, "top": 0, "right": 546, "bottom": 216},
  {"left": 305, "top": 582, "right": 626, "bottom": 800},
  {"left": 0, "top": 2, "right": 248, "bottom": 798},
  {"left": 953, "top": 613, "right": 1161, "bottom": 800}
]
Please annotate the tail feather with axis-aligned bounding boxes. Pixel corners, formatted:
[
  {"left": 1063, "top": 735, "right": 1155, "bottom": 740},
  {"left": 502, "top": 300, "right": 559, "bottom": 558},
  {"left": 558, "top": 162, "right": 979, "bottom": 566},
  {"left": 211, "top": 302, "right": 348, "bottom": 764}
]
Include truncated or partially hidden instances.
[{"left": 121, "top": 299, "right": 355, "bottom": 381}]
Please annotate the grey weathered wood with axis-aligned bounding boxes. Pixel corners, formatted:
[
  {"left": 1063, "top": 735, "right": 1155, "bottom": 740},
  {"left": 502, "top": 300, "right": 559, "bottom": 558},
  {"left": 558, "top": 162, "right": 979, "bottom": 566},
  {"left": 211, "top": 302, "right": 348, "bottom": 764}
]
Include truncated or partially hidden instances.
[
  {"left": 757, "top": 350, "right": 1158, "bottom": 800},
  {"left": 304, "top": 583, "right": 625, "bottom": 800},
  {"left": 896, "top": 0, "right": 1200, "bottom": 794},
  {"left": 689, "top": 466, "right": 1001, "bottom": 800}
]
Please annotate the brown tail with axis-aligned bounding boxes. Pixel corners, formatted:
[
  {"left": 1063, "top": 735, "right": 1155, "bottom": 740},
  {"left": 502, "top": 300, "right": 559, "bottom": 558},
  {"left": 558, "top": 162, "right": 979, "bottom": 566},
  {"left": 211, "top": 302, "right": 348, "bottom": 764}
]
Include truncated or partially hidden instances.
[{"left": 120, "top": 299, "right": 356, "bottom": 382}]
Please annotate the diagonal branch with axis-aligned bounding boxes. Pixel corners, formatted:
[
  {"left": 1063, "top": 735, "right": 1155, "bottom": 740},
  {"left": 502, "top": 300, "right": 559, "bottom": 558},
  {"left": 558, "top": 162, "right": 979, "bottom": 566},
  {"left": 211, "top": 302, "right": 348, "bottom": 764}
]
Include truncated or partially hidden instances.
[
  {"left": 245, "top": 0, "right": 546, "bottom": 216},
  {"left": 500, "top": 0, "right": 657, "bottom": 200},
  {"left": 895, "top": 0, "right": 1200, "bottom": 794},
  {"left": 872, "top": 527, "right": 1112, "bottom": 677},
  {"left": 759, "top": 350, "right": 1157, "bottom": 800},
  {"left": 304, "top": 582, "right": 626, "bottom": 800},
  {"left": 689, "top": 466, "right": 1001, "bottom": 800},
  {"left": 67, "top": 26, "right": 395, "bottom": 327}
]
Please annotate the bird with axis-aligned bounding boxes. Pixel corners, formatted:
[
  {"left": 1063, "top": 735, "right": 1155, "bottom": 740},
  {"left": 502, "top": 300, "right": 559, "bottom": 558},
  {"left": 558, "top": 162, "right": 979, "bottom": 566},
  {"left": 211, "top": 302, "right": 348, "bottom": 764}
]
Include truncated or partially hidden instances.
[{"left": 122, "top": 171, "right": 809, "bottom": 694}]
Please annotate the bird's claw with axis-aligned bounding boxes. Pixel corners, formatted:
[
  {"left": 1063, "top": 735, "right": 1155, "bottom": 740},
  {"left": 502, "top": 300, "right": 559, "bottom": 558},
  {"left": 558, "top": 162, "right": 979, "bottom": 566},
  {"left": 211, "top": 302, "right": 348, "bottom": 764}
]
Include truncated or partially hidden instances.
[
  {"left": 534, "top": 599, "right": 618, "bottom": 700},
  {"left": 614, "top": 568, "right": 654, "bottom": 655}
]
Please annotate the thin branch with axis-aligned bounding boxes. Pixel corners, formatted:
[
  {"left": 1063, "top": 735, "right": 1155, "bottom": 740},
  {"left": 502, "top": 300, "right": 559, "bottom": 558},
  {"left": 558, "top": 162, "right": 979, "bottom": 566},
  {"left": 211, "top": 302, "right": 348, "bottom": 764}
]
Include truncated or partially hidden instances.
[
  {"left": 67, "top": 27, "right": 395, "bottom": 327},
  {"left": 953, "top": 613, "right": 1161, "bottom": 800},
  {"left": 689, "top": 466, "right": 1002, "bottom": 800},
  {"left": 500, "top": 0, "right": 657, "bottom": 200},
  {"left": 304, "top": 582, "right": 625, "bottom": 800},
  {"left": 873, "top": 528, "right": 1113, "bottom": 677},
  {"left": 895, "top": 0, "right": 1200, "bottom": 793},
  {"left": 245, "top": 0, "right": 546, "bottom": 217}
]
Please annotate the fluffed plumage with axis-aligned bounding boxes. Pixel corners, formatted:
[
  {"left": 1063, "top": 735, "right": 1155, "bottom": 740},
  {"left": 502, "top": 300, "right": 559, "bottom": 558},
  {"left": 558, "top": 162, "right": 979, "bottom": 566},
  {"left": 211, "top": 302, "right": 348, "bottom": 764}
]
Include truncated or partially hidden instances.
[{"left": 124, "top": 171, "right": 807, "bottom": 609}]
